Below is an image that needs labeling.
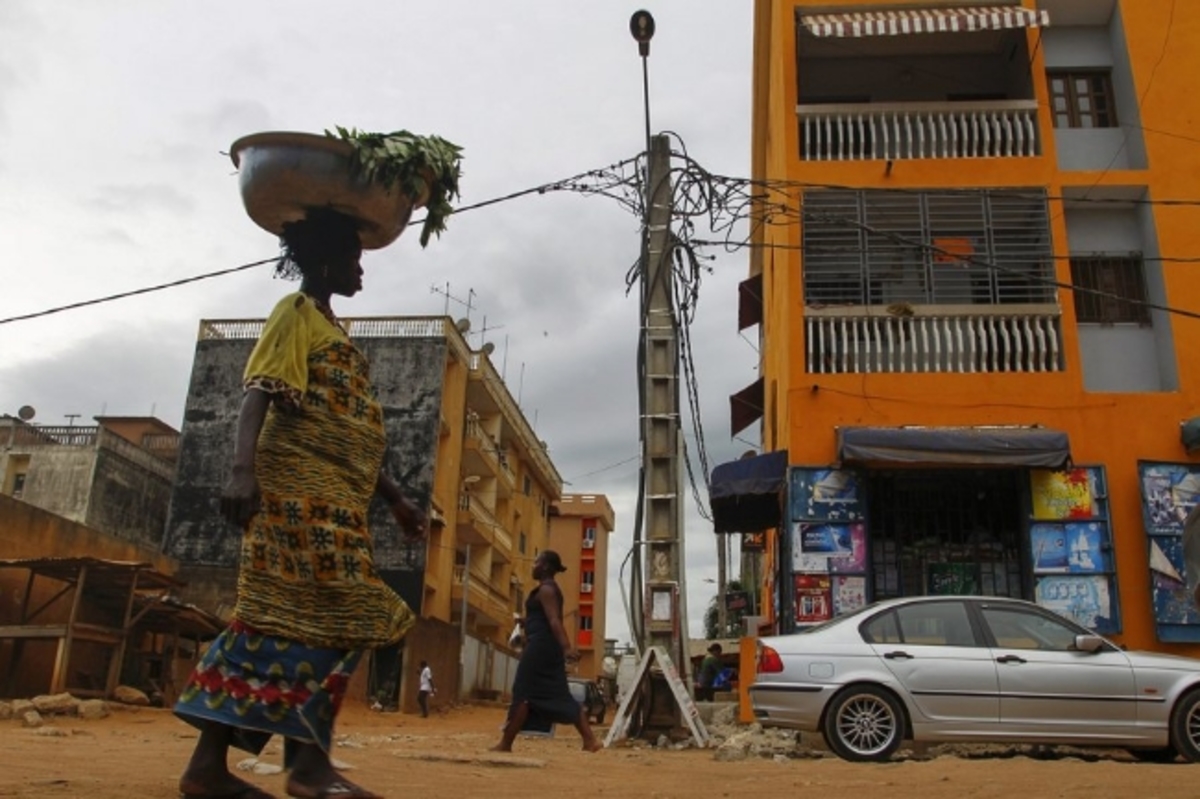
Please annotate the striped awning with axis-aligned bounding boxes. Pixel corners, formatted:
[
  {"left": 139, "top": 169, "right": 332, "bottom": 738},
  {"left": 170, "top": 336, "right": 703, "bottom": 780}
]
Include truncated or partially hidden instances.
[{"left": 801, "top": 5, "right": 1051, "bottom": 38}]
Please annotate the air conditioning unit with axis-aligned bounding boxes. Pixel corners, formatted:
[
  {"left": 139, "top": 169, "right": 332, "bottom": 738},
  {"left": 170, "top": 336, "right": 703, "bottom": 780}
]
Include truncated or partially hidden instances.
[{"left": 581, "top": 583, "right": 593, "bottom": 594}]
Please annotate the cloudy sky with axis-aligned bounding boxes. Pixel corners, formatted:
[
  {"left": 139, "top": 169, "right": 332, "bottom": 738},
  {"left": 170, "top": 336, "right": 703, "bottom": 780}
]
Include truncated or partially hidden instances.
[{"left": 0, "top": 1, "right": 758, "bottom": 644}]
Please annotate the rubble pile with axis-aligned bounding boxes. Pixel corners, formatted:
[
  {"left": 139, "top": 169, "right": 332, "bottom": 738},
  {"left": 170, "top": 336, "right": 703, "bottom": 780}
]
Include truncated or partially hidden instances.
[{"left": 0, "top": 686, "right": 152, "bottom": 728}]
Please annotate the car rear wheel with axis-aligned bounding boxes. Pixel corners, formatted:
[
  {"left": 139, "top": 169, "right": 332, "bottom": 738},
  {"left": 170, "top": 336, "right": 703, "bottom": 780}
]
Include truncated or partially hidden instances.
[
  {"left": 822, "top": 685, "right": 906, "bottom": 762},
  {"left": 1170, "top": 687, "right": 1200, "bottom": 762},
  {"left": 594, "top": 708, "right": 605, "bottom": 725}
]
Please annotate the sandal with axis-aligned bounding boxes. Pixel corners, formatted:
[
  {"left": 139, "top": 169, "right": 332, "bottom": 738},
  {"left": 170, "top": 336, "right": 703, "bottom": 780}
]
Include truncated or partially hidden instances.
[{"left": 286, "top": 780, "right": 382, "bottom": 799}]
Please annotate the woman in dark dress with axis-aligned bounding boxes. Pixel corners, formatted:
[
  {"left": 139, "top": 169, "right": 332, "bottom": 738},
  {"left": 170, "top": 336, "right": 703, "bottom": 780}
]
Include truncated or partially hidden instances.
[{"left": 491, "top": 550, "right": 602, "bottom": 752}]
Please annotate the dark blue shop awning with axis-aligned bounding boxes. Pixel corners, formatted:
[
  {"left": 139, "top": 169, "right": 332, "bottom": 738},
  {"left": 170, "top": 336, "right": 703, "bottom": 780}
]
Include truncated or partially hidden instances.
[
  {"left": 710, "top": 450, "right": 788, "bottom": 534},
  {"left": 837, "top": 426, "right": 1070, "bottom": 468}
]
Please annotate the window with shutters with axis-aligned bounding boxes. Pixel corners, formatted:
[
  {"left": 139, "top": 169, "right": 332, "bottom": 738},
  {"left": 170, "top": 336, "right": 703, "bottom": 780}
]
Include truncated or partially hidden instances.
[{"left": 1070, "top": 255, "right": 1150, "bottom": 325}]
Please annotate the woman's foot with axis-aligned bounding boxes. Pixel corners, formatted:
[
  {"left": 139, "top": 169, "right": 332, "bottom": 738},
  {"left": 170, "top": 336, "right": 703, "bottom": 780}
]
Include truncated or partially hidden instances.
[
  {"left": 284, "top": 775, "right": 381, "bottom": 799},
  {"left": 582, "top": 739, "right": 604, "bottom": 752},
  {"left": 179, "top": 772, "right": 276, "bottom": 798},
  {"left": 286, "top": 740, "right": 381, "bottom": 798},
  {"left": 488, "top": 743, "right": 513, "bottom": 753}
]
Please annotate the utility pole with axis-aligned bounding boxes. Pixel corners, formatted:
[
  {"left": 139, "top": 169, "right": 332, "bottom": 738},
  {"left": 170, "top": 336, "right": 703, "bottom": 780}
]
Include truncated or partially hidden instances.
[
  {"left": 717, "top": 532, "right": 727, "bottom": 636},
  {"left": 640, "top": 132, "right": 688, "bottom": 695}
]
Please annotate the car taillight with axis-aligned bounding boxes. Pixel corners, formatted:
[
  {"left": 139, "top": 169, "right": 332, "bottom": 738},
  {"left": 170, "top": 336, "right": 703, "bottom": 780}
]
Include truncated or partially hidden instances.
[{"left": 758, "top": 644, "right": 784, "bottom": 674}]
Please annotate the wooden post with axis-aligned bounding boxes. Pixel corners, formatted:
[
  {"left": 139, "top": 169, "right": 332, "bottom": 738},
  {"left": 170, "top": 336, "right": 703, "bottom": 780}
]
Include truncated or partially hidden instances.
[
  {"left": 49, "top": 564, "right": 87, "bottom": 694},
  {"left": 106, "top": 570, "right": 140, "bottom": 697},
  {"left": 3, "top": 570, "right": 37, "bottom": 694}
]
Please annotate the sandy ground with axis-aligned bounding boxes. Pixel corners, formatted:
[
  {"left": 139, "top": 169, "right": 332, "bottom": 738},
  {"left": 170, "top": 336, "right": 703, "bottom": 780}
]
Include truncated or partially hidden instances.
[{"left": 0, "top": 701, "right": 1192, "bottom": 798}]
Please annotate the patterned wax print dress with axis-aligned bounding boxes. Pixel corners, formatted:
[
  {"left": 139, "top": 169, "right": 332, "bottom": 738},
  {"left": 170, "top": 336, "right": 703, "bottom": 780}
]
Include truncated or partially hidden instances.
[{"left": 175, "top": 291, "right": 415, "bottom": 758}]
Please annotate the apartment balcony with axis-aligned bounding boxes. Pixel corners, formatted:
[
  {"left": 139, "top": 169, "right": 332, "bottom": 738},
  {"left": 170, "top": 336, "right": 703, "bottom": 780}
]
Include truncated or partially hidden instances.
[
  {"left": 798, "top": 100, "right": 1040, "bottom": 162},
  {"left": 795, "top": 5, "right": 1047, "bottom": 163},
  {"left": 452, "top": 565, "right": 512, "bottom": 628},
  {"left": 456, "top": 492, "right": 513, "bottom": 560},
  {"left": 462, "top": 416, "right": 514, "bottom": 496},
  {"left": 805, "top": 304, "right": 1063, "bottom": 374}
]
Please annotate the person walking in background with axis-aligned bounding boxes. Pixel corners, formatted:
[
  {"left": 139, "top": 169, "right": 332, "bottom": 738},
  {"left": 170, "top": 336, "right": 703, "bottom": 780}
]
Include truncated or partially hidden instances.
[
  {"left": 696, "top": 643, "right": 723, "bottom": 701},
  {"left": 418, "top": 660, "right": 435, "bottom": 718},
  {"left": 174, "top": 210, "right": 427, "bottom": 799},
  {"left": 491, "top": 550, "right": 603, "bottom": 753}
]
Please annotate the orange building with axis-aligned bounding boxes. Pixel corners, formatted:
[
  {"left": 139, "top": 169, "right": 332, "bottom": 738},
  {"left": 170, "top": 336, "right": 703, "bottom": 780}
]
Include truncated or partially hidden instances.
[
  {"left": 548, "top": 494, "right": 614, "bottom": 680},
  {"left": 732, "top": 0, "right": 1200, "bottom": 652}
]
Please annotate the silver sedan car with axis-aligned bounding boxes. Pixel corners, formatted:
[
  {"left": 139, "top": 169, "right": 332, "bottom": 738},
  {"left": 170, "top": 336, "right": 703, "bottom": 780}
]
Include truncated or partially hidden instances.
[{"left": 749, "top": 596, "right": 1200, "bottom": 762}]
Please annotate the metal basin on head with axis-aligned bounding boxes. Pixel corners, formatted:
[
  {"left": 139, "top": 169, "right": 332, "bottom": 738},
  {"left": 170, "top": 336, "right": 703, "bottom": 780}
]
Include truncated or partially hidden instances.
[{"left": 230, "top": 131, "right": 423, "bottom": 250}]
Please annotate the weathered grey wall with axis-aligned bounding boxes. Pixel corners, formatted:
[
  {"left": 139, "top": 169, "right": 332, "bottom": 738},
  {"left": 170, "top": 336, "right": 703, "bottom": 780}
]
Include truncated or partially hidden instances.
[
  {"left": 86, "top": 447, "right": 174, "bottom": 547},
  {"left": 21, "top": 449, "right": 96, "bottom": 524},
  {"left": 163, "top": 333, "right": 445, "bottom": 614}
]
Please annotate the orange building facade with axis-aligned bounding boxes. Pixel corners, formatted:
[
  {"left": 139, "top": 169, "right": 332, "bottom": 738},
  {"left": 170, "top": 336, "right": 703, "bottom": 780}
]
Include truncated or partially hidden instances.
[
  {"left": 743, "top": 0, "right": 1200, "bottom": 653},
  {"left": 548, "top": 494, "right": 614, "bottom": 679}
]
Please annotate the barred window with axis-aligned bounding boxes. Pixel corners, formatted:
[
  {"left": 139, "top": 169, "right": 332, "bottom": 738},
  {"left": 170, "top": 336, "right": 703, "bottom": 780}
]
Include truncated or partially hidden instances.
[
  {"left": 1048, "top": 71, "right": 1118, "bottom": 129},
  {"left": 1070, "top": 256, "right": 1150, "bottom": 325},
  {"left": 802, "top": 189, "right": 1055, "bottom": 307}
]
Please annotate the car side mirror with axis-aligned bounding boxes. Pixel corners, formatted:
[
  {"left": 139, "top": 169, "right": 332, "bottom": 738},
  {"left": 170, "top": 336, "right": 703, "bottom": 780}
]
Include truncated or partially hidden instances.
[{"left": 1074, "top": 634, "right": 1104, "bottom": 653}]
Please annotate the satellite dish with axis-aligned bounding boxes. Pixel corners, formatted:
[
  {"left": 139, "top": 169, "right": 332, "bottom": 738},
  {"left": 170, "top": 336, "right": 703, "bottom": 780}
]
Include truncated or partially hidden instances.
[
  {"left": 17, "top": 405, "right": 35, "bottom": 421},
  {"left": 481, "top": 342, "right": 496, "bottom": 356},
  {"left": 455, "top": 318, "right": 471, "bottom": 333},
  {"left": 601, "top": 656, "right": 618, "bottom": 678}
]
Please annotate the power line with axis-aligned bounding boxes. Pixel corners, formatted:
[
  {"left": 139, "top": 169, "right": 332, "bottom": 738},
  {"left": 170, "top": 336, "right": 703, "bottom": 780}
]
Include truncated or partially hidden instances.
[
  {"left": 0, "top": 258, "right": 280, "bottom": 327},
  {"left": 0, "top": 158, "right": 642, "bottom": 328}
]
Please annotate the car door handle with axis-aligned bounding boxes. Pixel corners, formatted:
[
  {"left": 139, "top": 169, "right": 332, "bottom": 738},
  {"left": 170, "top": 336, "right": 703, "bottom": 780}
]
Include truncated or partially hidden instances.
[
  {"left": 883, "top": 651, "right": 913, "bottom": 660},
  {"left": 996, "top": 654, "right": 1027, "bottom": 664}
]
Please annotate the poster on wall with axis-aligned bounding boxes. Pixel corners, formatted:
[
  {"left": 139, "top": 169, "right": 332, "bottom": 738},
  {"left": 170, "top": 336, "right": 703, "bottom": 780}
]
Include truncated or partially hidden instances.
[
  {"left": 829, "top": 524, "right": 867, "bottom": 573},
  {"left": 833, "top": 575, "right": 867, "bottom": 616},
  {"left": 794, "top": 574, "right": 833, "bottom": 624},
  {"left": 1140, "top": 462, "right": 1200, "bottom": 535},
  {"left": 790, "top": 469, "right": 863, "bottom": 522},
  {"left": 791, "top": 522, "right": 866, "bottom": 570},
  {"left": 1031, "top": 523, "right": 1109, "bottom": 574},
  {"left": 1030, "top": 468, "right": 1097, "bottom": 520},
  {"left": 796, "top": 523, "right": 855, "bottom": 556},
  {"left": 1034, "top": 575, "right": 1117, "bottom": 633},
  {"left": 1138, "top": 461, "right": 1200, "bottom": 642}
]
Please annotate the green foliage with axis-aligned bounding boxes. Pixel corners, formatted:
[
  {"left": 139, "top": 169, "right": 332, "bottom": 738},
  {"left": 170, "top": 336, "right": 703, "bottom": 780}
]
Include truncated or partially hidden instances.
[
  {"left": 703, "top": 579, "right": 747, "bottom": 640},
  {"left": 325, "top": 126, "right": 464, "bottom": 248}
]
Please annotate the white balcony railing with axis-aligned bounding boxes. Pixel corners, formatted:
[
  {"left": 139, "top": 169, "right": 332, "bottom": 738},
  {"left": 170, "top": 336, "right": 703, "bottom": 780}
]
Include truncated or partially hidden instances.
[
  {"left": 797, "top": 100, "right": 1040, "bottom": 162},
  {"left": 805, "top": 305, "right": 1063, "bottom": 374}
]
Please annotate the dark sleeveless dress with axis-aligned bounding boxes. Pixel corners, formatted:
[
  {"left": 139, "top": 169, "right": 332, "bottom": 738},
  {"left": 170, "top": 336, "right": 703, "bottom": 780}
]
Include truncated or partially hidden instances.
[{"left": 508, "top": 580, "right": 581, "bottom": 725}]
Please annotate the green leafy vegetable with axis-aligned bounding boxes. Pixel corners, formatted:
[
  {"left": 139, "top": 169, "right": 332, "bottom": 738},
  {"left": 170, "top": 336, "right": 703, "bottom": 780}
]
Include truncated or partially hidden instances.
[{"left": 325, "top": 126, "right": 463, "bottom": 248}]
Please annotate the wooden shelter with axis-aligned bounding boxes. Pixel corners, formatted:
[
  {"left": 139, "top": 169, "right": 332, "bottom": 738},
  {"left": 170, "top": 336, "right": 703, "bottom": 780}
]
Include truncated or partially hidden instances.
[{"left": 0, "top": 557, "right": 222, "bottom": 699}]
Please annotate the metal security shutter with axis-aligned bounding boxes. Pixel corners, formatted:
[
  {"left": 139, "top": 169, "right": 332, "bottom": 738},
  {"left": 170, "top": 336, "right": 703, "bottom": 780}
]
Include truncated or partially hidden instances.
[{"left": 801, "top": 188, "right": 1054, "bottom": 307}]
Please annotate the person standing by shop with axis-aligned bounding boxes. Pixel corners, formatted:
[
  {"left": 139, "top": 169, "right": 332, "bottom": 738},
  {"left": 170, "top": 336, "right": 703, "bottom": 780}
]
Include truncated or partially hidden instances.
[
  {"left": 418, "top": 660, "right": 435, "bottom": 718},
  {"left": 696, "top": 643, "right": 723, "bottom": 701}
]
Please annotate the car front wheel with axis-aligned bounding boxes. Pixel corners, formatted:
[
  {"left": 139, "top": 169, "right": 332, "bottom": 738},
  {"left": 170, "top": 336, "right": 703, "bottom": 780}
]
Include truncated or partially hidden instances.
[
  {"left": 1170, "top": 687, "right": 1200, "bottom": 762},
  {"left": 822, "top": 685, "right": 906, "bottom": 762}
]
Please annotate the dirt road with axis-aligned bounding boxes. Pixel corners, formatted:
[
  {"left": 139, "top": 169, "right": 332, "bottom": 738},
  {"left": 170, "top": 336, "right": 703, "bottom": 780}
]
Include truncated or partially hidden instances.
[{"left": 0, "top": 701, "right": 1189, "bottom": 798}]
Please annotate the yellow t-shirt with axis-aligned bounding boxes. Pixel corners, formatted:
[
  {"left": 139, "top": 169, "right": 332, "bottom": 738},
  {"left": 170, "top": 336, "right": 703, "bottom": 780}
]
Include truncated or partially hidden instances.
[{"left": 243, "top": 292, "right": 347, "bottom": 409}]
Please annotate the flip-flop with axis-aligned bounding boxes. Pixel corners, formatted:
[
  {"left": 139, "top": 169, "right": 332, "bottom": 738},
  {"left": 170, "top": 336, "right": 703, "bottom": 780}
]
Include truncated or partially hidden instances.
[{"left": 287, "top": 780, "right": 382, "bottom": 799}]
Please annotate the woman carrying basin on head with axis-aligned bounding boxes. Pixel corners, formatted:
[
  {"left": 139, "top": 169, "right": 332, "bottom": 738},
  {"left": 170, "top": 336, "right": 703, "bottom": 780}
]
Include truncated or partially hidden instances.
[{"left": 174, "top": 209, "right": 426, "bottom": 799}]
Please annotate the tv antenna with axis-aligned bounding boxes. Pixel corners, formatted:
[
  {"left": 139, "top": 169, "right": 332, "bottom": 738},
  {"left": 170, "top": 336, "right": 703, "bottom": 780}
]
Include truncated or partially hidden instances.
[{"left": 429, "top": 282, "right": 476, "bottom": 322}]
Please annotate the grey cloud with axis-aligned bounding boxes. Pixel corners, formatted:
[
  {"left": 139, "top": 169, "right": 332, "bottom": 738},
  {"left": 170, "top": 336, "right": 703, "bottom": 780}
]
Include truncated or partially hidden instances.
[{"left": 86, "top": 183, "right": 197, "bottom": 215}]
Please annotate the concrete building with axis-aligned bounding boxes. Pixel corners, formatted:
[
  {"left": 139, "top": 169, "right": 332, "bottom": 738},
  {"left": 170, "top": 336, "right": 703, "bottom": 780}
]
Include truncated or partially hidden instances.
[
  {"left": 0, "top": 415, "right": 180, "bottom": 549},
  {"left": 721, "top": 0, "right": 1200, "bottom": 654},
  {"left": 548, "top": 493, "right": 614, "bottom": 680},
  {"left": 162, "top": 314, "right": 563, "bottom": 704}
]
